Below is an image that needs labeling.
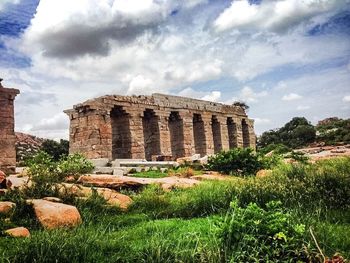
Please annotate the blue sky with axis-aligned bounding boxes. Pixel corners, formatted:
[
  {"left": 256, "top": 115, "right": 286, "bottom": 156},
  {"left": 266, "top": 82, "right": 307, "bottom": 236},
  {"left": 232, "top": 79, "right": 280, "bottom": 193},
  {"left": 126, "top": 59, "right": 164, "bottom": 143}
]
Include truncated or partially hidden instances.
[{"left": 0, "top": 0, "right": 349, "bottom": 139}]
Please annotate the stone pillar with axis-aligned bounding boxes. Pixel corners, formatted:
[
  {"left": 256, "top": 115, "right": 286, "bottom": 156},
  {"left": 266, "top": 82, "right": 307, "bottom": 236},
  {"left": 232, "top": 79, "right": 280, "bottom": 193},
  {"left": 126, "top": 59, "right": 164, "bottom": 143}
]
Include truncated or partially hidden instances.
[
  {"left": 155, "top": 110, "right": 172, "bottom": 156},
  {"left": 179, "top": 111, "right": 195, "bottom": 157},
  {"left": 66, "top": 109, "right": 112, "bottom": 159},
  {"left": 234, "top": 117, "right": 244, "bottom": 148},
  {"left": 218, "top": 116, "right": 230, "bottom": 151},
  {"left": 247, "top": 119, "right": 256, "bottom": 150},
  {"left": 0, "top": 82, "right": 20, "bottom": 173},
  {"left": 127, "top": 111, "right": 146, "bottom": 159},
  {"left": 202, "top": 113, "right": 215, "bottom": 155}
]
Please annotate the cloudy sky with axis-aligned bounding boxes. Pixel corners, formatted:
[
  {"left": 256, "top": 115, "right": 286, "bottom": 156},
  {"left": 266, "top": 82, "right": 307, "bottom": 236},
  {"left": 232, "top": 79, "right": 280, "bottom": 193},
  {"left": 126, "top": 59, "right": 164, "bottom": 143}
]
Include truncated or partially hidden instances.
[{"left": 1, "top": 0, "right": 349, "bottom": 140}]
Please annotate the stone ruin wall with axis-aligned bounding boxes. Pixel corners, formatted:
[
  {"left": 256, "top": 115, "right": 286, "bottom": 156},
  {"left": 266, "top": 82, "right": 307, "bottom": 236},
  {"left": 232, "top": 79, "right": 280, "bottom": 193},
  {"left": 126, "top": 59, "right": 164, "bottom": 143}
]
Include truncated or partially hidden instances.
[
  {"left": 0, "top": 82, "right": 20, "bottom": 173},
  {"left": 64, "top": 93, "right": 256, "bottom": 160}
]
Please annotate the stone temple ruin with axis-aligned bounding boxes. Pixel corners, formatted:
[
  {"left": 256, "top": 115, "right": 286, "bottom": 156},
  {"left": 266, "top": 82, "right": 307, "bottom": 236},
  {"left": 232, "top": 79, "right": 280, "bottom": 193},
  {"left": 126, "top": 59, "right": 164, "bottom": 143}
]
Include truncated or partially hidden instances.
[
  {"left": 0, "top": 80, "right": 20, "bottom": 173},
  {"left": 65, "top": 94, "right": 256, "bottom": 161}
]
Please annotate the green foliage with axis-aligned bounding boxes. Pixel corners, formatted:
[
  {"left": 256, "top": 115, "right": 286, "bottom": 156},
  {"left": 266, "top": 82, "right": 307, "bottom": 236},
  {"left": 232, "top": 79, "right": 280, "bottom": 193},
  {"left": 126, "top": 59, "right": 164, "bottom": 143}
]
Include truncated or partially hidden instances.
[
  {"left": 41, "top": 139, "right": 69, "bottom": 161},
  {"left": 286, "top": 151, "right": 310, "bottom": 164},
  {"left": 207, "top": 148, "right": 262, "bottom": 175},
  {"left": 259, "top": 143, "right": 292, "bottom": 155},
  {"left": 259, "top": 117, "right": 316, "bottom": 149},
  {"left": 316, "top": 118, "right": 350, "bottom": 145},
  {"left": 219, "top": 200, "right": 309, "bottom": 262},
  {"left": 58, "top": 153, "right": 94, "bottom": 179},
  {"left": 19, "top": 152, "right": 93, "bottom": 199}
]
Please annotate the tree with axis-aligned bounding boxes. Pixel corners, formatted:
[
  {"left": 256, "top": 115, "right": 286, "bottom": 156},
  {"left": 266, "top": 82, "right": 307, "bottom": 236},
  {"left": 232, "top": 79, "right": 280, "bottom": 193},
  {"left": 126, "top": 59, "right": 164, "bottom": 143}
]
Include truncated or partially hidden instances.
[
  {"left": 41, "top": 139, "right": 69, "bottom": 161},
  {"left": 258, "top": 117, "right": 316, "bottom": 149}
]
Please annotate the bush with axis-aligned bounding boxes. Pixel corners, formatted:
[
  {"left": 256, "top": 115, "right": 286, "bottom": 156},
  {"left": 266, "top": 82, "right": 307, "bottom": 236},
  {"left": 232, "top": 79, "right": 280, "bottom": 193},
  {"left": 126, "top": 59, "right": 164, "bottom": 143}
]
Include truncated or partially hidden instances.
[
  {"left": 20, "top": 152, "right": 94, "bottom": 199},
  {"left": 206, "top": 148, "right": 262, "bottom": 175},
  {"left": 41, "top": 139, "right": 69, "bottom": 161},
  {"left": 58, "top": 153, "right": 94, "bottom": 179},
  {"left": 218, "top": 200, "right": 310, "bottom": 262}
]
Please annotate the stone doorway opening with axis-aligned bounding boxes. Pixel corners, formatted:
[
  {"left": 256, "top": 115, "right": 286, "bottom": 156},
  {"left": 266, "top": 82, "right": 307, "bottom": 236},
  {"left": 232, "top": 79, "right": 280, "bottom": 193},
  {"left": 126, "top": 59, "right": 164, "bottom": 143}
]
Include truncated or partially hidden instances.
[
  {"left": 242, "top": 119, "right": 250, "bottom": 148},
  {"left": 193, "top": 113, "right": 206, "bottom": 156},
  {"left": 142, "top": 109, "right": 161, "bottom": 161},
  {"left": 212, "top": 115, "right": 222, "bottom": 153},
  {"left": 111, "top": 106, "right": 132, "bottom": 159},
  {"left": 227, "top": 117, "right": 238, "bottom": 149},
  {"left": 168, "top": 111, "right": 185, "bottom": 159}
]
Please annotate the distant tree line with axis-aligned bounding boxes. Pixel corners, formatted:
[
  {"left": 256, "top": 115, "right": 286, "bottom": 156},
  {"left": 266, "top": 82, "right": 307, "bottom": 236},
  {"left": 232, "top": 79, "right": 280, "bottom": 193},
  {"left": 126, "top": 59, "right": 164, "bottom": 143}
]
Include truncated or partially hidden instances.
[{"left": 257, "top": 117, "right": 350, "bottom": 152}]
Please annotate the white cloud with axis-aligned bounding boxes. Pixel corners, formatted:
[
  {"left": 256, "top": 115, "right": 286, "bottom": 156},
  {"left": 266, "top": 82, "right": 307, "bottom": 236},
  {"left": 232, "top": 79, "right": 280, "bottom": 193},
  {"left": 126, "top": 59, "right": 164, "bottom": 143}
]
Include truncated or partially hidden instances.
[
  {"left": 128, "top": 75, "right": 154, "bottom": 95},
  {"left": 297, "top": 105, "right": 311, "bottom": 110},
  {"left": 253, "top": 118, "right": 271, "bottom": 124},
  {"left": 343, "top": 95, "right": 350, "bottom": 102},
  {"left": 282, "top": 93, "right": 302, "bottom": 101},
  {"left": 201, "top": 91, "right": 221, "bottom": 102},
  {"left": 230, "top": 86, "right": 268, "bottom": 104},
  {"left": 0, "top": 0, "right": 19, "bottom": 11},
  {"left": 177, "top": 87, "right": 221, "bottom": 102},
  {"left": 214, "top": 0, "right": 348, "bottom": 33}
]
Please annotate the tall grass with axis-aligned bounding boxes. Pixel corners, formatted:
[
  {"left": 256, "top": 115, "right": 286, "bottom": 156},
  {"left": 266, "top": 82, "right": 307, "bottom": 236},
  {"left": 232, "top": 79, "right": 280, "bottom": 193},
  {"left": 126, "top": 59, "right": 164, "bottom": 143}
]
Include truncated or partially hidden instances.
[{"left": 1, "top": 157, "right": 349, "bottom": 262}]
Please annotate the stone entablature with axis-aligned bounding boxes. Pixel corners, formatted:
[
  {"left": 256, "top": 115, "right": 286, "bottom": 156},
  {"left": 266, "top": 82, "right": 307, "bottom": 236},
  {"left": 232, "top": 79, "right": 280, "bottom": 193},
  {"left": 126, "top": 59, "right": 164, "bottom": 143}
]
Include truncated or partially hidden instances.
[
  {"left": 0, "top": 80, "right": 20, "bottom": 173},
  {"left": 65, "top": 93, "right": 256, "bottom": 160}
]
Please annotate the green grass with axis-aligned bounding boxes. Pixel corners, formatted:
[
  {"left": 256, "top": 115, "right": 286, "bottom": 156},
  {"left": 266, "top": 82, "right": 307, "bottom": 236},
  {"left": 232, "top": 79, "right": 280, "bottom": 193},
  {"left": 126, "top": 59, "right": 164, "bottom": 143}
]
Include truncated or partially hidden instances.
[
  {"left": 1, "top": 157, "right": 349, "bottom": 262},
  {"left": 128, "top": 170, "right": 169, "bottom": 178}
]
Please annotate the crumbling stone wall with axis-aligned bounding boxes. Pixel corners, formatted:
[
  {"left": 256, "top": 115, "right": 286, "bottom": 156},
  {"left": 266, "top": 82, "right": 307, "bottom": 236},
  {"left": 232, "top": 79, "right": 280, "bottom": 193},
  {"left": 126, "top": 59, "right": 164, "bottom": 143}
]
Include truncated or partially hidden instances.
[
  {"left": 0, "top": 81, "right": 20, "bottom": 173},
  {"left": 65, "top": 93, "right": 256, "bottom": 160}
]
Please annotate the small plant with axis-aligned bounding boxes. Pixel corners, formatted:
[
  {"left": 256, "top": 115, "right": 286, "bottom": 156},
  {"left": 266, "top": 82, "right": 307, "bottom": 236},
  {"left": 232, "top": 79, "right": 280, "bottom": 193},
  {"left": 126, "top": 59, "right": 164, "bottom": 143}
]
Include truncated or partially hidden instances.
[
  {"left": 58, "top": 153, "right": 94, "bottom": 179},
  {"left": 218, "top": 200, "right": 309, "bottom": 262},
  {"left": 207, "top": 148, "right": 262, "bottom": 175},
  {"left": 287, "top": 151, "right": 310, "bottom": 164}
]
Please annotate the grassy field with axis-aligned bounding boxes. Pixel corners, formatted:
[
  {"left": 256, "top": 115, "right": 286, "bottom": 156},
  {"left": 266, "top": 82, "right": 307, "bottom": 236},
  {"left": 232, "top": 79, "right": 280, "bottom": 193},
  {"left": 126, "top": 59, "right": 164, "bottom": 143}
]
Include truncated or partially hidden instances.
[{"left": 1, "top": 157, "right": 349, "bottom": 262}]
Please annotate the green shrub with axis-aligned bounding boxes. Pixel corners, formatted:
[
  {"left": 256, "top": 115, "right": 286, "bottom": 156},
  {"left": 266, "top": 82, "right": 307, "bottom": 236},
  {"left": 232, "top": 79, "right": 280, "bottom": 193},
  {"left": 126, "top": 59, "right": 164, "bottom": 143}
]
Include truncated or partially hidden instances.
[
  {"left": 218, "top": 200, "right": 310, "bottom": 262},
  {"left": 41, "top": 139, "right": 69, "bottom": 161},
  {"left": 207, "top": 148, "right": 262, "bottom": 175},
  {"left": 58, "top": 153, "right": 94, "bottom": 179}
]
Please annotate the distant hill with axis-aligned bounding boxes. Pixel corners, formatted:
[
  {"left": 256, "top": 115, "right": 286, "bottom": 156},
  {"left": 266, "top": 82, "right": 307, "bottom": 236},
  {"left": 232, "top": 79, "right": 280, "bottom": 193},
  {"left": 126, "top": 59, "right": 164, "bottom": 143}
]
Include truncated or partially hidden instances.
[{"left": 15, "top": 132, "right": 46, "bottom": 162}]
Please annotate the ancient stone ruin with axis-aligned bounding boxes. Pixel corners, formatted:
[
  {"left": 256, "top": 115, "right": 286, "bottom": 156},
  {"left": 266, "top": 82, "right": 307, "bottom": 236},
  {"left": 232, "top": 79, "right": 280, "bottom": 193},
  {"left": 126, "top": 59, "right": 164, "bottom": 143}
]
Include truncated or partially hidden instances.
[
  {"left": 0, "top": 79, "right": 20, "bottom": 173},
  {"left": 65, "top": 93, "right": 256, "bottom": 161}
]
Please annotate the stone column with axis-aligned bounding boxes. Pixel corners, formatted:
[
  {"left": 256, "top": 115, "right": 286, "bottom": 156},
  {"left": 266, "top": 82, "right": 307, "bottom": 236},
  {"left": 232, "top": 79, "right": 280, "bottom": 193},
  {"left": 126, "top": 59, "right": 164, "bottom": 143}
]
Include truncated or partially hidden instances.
[
  {"left": 234, "top": 117, "right": 244, "bottom": 148},
  {"left": 179, "top": 111, "right": 195, "bottom": 157},
  {"left": 218, "top": 116, "right": 230, "bottom": 151},
  {"left": 0, "top": 83, "right": 20, "bottom": 173},
  {"left": 155, "top": 110, "right": 172, "bottom": 156},
  {"left": 66, "top": 109, "right": 112, "bottom": 159},
  {"left": 202, "top": 113, "right": 215, "bottom": 155},
  {"left": 127, "top": 111, "right": 146, "bottom": 159},
  {"left": 247, "top": 119, "right": 256, "bottom": 150}
]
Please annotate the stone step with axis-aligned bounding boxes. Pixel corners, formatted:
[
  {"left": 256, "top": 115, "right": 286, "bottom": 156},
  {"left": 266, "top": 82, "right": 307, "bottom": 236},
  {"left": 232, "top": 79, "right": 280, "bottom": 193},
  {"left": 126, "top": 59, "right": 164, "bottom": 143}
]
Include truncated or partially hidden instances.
[
  {"left": 111, "top": 159, "right": 147, "bottom": 167},
  {"left": 114, "top": 161, "right": 179, "bottom": 168}
]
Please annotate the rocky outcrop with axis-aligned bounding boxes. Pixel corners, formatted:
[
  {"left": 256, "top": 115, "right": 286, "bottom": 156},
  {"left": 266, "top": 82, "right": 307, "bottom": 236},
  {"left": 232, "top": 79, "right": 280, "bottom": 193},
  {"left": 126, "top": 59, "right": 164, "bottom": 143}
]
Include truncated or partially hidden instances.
[
  {"left": 26, "top": 199, "right": 82, "bottom": 229},
  {"left": 5, "top": 227, "right": 30, "bottom": 238},
  {"left": 58, "top": 183, "right": 132, "bottom": 210},
  {"left": 15, "top": 132, "right": 45, "bottom": 163},
  {"left": 77, "top": 174, "right": 200, "bottom": 191}
]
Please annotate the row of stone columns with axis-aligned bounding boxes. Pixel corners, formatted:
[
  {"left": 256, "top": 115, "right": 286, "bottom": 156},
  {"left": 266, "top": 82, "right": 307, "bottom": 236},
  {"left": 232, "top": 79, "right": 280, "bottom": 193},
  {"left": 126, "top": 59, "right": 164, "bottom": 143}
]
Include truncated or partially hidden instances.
[
  {"left": 68, "top": 106, "right": 254, "bottom": 160},
  {"left": 111, "top": 108, "right": 252, "bottom": 160}
]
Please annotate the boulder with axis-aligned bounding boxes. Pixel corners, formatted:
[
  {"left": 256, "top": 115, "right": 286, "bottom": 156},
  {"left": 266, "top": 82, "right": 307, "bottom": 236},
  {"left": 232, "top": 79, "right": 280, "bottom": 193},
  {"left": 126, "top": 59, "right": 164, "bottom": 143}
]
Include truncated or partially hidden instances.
[
  {"left": 77, "top": 174, "right": 200, "bottom": 191},
  {"left": 96, "top": 188, "right": 133, "bottom": 210},
  {"left": 0, "top": 201, "right": 16, "bottom": 215},
  {"left": 256, "top": 169, "right": 272, "bottom": 178},
  {"left": 0, "top": 189, "right": 8, "bottom": 196},
  {"left": 0, "top": 170, "right": 12, "bottom": 189},
  {"left": 26, "top": 199, "right": 82, "bottom": 229},
  {"left": 42, "top": 197, "right": 62, "bottom": 203},
  {"left": 57, "top": 184, "right": 133, "bottom": 210},
  {"left": 5, "top": 227, "right": 30, "bottom": 238}
]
